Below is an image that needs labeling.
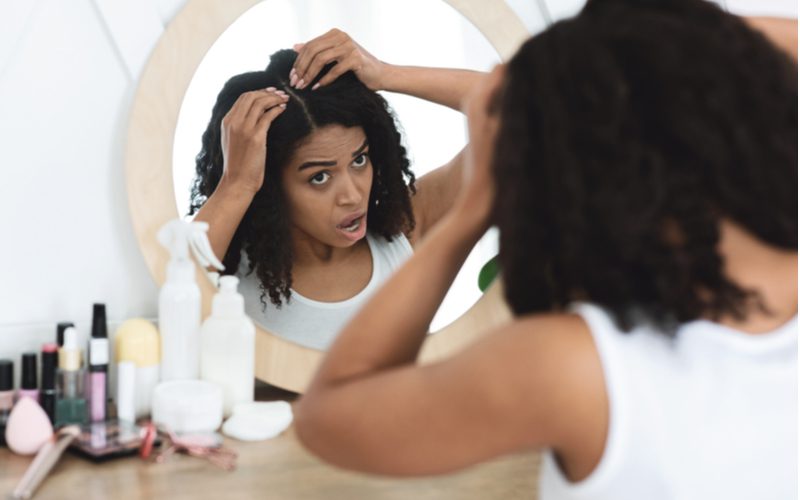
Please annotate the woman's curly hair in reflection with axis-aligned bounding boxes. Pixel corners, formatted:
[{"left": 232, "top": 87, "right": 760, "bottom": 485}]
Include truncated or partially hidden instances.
[
  {"left": 189, "top": 49, "right": 415, "bottom": 307},
  {"left": 493, "top": 0, "right": 797, "bottom": 331}
]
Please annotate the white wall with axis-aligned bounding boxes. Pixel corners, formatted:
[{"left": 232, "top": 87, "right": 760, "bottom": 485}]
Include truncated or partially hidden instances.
[
  {"left": 0, "top": 0, "right": 186, "bottom": 382},
  {"left": 0, "top": 0, "right": 794, "bottom": 386}
]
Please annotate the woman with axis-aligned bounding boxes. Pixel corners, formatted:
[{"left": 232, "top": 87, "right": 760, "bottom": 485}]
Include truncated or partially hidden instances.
[
  {"left": 294, "top": 1, "right": 797, "bottom": 499},
  {"left": 191, "top": 31, "right": 483, "bottom": 348}
]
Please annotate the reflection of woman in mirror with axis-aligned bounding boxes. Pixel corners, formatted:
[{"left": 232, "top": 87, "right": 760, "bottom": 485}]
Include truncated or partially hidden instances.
[
  {"left": 190, "top": 32, "right": 482, "bottom": 349},
  {"left": 295, "top": 0, "right": 797, "bottom": 497}
]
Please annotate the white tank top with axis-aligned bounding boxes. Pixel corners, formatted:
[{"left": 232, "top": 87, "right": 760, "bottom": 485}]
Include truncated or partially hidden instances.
[
  {"left": 238, "top": 232, "right": 413, "bottom": 350},
  {"left": 540, "top": 302, "right": 798, "bottom": 500}
]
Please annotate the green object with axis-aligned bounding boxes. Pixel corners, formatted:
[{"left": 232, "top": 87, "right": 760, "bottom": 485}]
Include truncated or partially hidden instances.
[
  {"left": 55, "top": 398, "right": 87, "bottom": 427},
  {"left": 478, "top": 255, "right": 499, "bottom": 292}
]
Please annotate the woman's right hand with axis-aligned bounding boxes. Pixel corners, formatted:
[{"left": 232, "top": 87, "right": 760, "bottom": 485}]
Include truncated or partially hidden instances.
[{"left": 219, "top": 87, "right": 289, "bottom": 196}]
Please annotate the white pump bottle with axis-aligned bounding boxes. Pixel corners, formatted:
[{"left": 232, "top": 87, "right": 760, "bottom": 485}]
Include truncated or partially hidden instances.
[
  {"left": 200, "top": 276, "right": 255, "bottom": 416},
  {"left": 157, "top": 219, "right": 224, "bottom": 381}
]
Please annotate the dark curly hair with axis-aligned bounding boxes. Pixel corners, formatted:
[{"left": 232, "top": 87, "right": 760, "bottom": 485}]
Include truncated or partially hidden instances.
[
  {"left": 493, "top": 0, "right": 797, "bottom": 331},
  {"left": 190, "top": 49, "right": 416, "bottom": 307}
]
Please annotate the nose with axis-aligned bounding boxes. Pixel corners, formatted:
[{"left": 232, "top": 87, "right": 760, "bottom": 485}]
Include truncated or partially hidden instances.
[{"left": 335, "top": 171, "right": 364, "bottom": 207}]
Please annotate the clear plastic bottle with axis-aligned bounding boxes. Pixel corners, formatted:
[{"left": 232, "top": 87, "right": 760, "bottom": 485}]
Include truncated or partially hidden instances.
[
  {"left": 200, "top": 276, "right": 255, "bottom": 416},
  {"left": 157, "top": 219, "right": 223, "bottom": 381}
]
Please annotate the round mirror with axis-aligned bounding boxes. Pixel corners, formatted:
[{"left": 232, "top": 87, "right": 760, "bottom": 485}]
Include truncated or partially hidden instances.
[
  {"left": 172, "top": 0, "right": 500, "bottom": 350},
  {"left": 126, "top": 0, "right": 529, "bottom": 391}
]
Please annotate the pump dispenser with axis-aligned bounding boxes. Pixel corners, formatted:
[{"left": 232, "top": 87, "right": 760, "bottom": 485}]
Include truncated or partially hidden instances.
[
  {"left": 157, "top": 219, "right": 224, "bottom": 381},
  {"left": 200, "top": 276, "right": 255, "bottom": 416}
]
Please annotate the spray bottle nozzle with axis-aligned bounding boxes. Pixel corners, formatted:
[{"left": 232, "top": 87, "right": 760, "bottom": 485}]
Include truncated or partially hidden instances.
[{"left": 157, "top": 219, "right": 225, "bottom": 272}]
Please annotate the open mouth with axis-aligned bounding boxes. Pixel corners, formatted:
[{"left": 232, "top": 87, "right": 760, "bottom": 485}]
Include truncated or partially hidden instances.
[{"left": 337, "top": 214, "right": 365, "bottom": 233}]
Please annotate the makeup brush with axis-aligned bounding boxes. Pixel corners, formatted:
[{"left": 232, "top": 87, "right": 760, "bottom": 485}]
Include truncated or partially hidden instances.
[{"left": 10, "top": 425, "right": 80, "bottom": 499}]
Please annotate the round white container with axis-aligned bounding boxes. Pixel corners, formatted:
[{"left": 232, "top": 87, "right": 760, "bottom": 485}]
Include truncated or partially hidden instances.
[{"left": 151, "top": 380, "right": 223, "bottom": 433}]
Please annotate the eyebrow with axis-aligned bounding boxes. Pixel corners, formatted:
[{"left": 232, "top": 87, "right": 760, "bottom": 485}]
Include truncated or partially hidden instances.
[{"left": 297, "top": 139, "right": 369, "bottom": 171}]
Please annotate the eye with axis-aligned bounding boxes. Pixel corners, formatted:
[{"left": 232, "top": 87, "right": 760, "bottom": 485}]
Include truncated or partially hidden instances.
[
  {"left": 309, "top": 171, "right": 331, "bottom": 186},
  {"left": 352, "top": 152, "right": 369, "bottom": 169}
]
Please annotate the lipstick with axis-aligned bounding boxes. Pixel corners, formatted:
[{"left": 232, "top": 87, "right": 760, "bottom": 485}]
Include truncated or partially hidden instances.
[
  {"left": 40, "top": 344, "right": 58, "bottom": 424},
  {"left": 18, "top": 353, "right": 39, "bottom": 402},
  {"left": 89, "top": 304, "right": 109, "bottom": 422}
]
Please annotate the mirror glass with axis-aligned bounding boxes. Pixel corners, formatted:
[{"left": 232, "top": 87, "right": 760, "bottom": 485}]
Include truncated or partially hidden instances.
[{"left": 172, "top": 0, "right": 500, "bottom": 350}]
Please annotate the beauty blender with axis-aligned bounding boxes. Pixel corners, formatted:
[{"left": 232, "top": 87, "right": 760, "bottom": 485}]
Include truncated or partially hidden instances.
[{"left": 5, "top": 397, "right": 54, "bottom": 455}]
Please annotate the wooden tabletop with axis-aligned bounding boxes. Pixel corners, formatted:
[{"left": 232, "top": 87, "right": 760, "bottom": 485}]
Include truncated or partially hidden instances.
[
  {"left": 0, "top": 429, "right": 540, "bottom": 500},
  {"left": 0, "top": 386, "right": 541, "bottom": 499}
]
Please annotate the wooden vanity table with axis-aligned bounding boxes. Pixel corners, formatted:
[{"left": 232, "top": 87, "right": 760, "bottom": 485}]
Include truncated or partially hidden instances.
[{"left": 0, "top": 386, "right": 541, "bottom": 499}]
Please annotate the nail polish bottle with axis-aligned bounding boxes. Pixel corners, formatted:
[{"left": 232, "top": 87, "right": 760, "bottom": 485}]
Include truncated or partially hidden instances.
[
  {"left": 55, "top": 327, "right": 87, "bottom": 426},
  {"left": 89, "top": 304, "right": 109, "bottom": 422},
  {"left": 18, "top": 353, "right": 39, "bottom": 402},
  {"left": 0, "top": 359, "right": 14, "bottom": 446},
  {"left": 40, "top": 344, "right": 58, "bottom": 424}
]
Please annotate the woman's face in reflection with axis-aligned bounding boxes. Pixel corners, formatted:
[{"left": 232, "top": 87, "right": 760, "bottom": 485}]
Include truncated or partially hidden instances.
[{"left": 282, "top": 124, "right": 373, "bottom": 249}]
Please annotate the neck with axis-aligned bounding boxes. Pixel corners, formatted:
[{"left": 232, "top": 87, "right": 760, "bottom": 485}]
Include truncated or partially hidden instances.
[
  {"left": 715, "top": 218, "right": 797, "bottom": 332},
  {"left": 291, "top": 229, "right": 367, "bottom": 268}
]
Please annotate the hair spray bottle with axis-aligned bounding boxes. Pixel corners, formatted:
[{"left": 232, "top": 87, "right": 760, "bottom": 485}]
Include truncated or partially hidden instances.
[{"left": 157, "top": 220, "right": 223, "bottom": 380}]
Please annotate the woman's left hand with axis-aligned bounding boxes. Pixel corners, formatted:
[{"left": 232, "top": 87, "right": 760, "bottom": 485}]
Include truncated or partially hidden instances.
[
  {"left": 455, "top": 65, "right": 505, "bottom": 229},
  {"left": 290, "top": 29, "right": 385, "bottom": 91}
]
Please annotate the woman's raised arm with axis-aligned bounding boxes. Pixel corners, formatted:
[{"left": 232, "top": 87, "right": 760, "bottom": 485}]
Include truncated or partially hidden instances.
[
  {"left": 194, "top": 88, "right": 288, "bottom": 264},
  {"left": 290, "top": 29, "right": 484, "bottom": 111}
]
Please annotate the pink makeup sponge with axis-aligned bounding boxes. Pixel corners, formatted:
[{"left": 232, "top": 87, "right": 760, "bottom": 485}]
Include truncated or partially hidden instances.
[{"left": 5, "top": 397, "right": 54, "bottom": 455}]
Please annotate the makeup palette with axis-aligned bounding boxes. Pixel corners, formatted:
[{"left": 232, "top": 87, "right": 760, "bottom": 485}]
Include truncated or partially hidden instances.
[{"left": 69, "top": 419, "right": 155, "bottom": 461}]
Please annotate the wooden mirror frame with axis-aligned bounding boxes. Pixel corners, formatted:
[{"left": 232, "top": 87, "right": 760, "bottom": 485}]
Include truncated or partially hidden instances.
[{"left": 125, "top": 0, "right": 528, "bottom": 392}]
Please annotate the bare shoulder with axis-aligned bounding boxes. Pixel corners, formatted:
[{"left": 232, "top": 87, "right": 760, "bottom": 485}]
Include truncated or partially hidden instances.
[
  {"left": 520, "top": 314, "right": 610, "bottom": 481},
  {"left": 475, "top": 312, "right": 606, "bottom": 422},
  {"left": 443, "top": 311, "right": 608, "bottom": 456},
  {"left": 503, "top": 312, "right": 598, "bottom": 362}
]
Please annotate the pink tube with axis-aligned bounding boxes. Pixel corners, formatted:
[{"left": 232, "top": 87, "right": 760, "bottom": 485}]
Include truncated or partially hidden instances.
[{"left": 89, "top": 372, "right": 106, "bottom": 422}]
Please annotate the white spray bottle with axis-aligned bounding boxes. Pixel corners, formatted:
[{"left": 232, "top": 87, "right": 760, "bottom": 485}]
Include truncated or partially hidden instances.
[
  {"left": 157, "top": 219, "right": 224, "bottom": 381},
  {"left": 200, "top": 276, "right": 255, "bottom": 416}
]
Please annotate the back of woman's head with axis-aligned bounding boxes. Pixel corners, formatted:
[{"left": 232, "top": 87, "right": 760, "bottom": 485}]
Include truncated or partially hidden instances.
[
  {"left": 191, "top": 49, "right": 415, "bottom": 306},
  {"left": 494, "top": 0, "right": 797, "bottom": 330}
]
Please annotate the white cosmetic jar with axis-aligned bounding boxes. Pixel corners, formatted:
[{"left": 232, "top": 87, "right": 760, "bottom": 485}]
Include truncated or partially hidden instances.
[{"left": 151, "top": 380, "right": 224, "bottom": 434}]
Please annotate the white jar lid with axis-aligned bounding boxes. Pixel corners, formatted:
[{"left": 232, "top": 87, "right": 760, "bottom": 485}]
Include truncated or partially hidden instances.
[
  {"left": 222, "top": 401, "right": 293, "bottom": 442},
  {"left": 151, "top": 380, "right": 223, "bottom": 434}
]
